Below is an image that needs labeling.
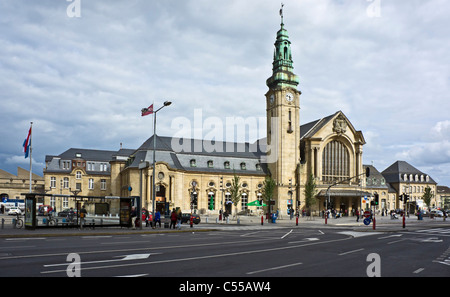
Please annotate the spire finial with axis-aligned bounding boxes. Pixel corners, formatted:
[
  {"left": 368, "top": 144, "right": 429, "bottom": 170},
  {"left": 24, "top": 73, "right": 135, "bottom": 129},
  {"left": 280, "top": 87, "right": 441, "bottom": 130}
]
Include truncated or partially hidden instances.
[{"left": 279, "top": 3, "right": 284, "bottom": 25}]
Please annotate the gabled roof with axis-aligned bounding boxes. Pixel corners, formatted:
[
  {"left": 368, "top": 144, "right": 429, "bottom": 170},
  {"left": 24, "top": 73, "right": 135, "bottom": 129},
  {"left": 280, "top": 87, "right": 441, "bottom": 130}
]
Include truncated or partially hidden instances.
[{"left": 300, "top": 111, "right": 365, "bottom": 144}]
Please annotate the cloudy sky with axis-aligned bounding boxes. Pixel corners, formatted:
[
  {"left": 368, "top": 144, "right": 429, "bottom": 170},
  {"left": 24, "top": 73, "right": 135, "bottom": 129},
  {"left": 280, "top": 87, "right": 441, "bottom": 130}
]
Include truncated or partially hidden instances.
[{"left": 1, "top": 0, "right": 449, "bottom": 186}]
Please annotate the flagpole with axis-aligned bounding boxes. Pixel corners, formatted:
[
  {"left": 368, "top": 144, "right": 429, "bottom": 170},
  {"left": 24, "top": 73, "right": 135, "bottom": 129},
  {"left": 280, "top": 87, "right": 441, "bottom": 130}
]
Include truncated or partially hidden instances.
[{"left": 29, "top": 122, "right": 33, "bottom": 193}]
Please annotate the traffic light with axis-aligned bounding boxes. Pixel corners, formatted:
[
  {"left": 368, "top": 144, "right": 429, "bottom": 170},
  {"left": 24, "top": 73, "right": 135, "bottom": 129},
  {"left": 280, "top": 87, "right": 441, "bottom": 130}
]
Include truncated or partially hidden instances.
[
  {"left": 374, "top": 193, "right": 379, "bottom": 206},
  {"left": 259, "top": 199, "right": 263, "bottom": 206},
  {"left": 404, "top": 194, "right": 409, "bottom": 203},
  {"left": 399, "top": 193, "right": 404, "bottom": 201}
]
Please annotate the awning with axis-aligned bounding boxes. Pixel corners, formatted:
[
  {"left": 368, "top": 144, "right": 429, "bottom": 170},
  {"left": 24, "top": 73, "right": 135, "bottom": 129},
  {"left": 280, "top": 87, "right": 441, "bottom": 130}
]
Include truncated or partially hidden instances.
[
  {"left": 317, "top": 189, "right": 372, "bottom": 198},
  {"left": 247, "top": 200, "right": 267, "bottom": 207}
]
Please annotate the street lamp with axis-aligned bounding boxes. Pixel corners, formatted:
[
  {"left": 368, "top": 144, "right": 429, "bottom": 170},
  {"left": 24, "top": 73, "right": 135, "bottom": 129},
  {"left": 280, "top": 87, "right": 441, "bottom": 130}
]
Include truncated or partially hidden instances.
[{"left": 151, "top": 101, "right": 172, "bottom": 228}]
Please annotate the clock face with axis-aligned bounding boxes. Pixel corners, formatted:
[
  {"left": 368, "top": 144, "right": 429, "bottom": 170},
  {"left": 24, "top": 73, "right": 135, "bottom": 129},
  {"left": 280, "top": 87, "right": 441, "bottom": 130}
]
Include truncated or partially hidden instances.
[{"left": 285, "top": 93, "right": 293, "bottom": 102}]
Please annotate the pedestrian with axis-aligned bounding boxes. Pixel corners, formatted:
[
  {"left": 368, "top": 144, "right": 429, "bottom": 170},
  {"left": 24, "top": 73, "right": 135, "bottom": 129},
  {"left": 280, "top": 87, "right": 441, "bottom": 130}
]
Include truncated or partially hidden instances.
[
  {"left": 143, "top": 208, "right": 150, "bottom": 227},
  {"left": 176, "top": 209, "right": 182, "bottom": 229},
  {"left": 80, "top": 205, "right": 87, "bottom": 228},
  {"left": 356, "top": 209, "right": 360, "bottom": 222},
  {"left": 130, "top": 206, "right": 137, "bottom": 229},
  {"left": 170, "top": 208, "right": 177, "bottom": 229},
  {"left": 153, "top": 210, "right": 161, "bottom": 228}
]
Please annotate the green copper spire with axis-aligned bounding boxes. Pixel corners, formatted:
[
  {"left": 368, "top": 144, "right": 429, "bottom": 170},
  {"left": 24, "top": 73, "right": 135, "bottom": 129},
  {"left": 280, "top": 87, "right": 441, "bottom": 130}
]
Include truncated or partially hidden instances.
[{"left": 266, "top": 4, "right": 299, "bottom": 89}]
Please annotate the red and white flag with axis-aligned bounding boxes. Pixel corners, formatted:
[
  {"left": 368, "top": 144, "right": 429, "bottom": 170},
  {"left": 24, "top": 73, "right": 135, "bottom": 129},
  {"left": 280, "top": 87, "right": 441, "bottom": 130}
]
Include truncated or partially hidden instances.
[{"left": 141, "top": 104, "right": 153, "bottom": 116}]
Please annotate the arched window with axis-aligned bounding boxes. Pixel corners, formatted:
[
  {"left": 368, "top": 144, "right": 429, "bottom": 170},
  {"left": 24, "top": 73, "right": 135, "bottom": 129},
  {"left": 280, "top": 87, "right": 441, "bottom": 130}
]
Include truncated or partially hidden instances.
[{"left": 322, "top": 140, "right": 350, "bottom": 183}]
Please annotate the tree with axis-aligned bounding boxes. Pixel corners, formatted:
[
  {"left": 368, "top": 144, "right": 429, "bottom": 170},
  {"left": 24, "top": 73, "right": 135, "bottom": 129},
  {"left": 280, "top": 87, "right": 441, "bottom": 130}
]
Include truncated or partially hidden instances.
[
  {"left": 304, "top": 173, "right": 318, "bottom": 219},
  {"left": 229, "top": 171, "right": 241, "bottom": 218},
  {"left": 262, "top": 176, "right": 276, "bottom": 215},
  {"left": 423, "top": 186, "right": 434, "bottom": 210}
]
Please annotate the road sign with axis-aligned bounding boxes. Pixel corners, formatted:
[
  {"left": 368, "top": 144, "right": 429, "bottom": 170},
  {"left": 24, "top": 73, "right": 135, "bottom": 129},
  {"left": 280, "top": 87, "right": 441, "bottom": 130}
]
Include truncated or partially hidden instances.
[
  {"left": 364, "top": 211, "right": 371, "bottom": 218},
  {"left": 363, "top": 218, "right": 371, "bottom": 225}
]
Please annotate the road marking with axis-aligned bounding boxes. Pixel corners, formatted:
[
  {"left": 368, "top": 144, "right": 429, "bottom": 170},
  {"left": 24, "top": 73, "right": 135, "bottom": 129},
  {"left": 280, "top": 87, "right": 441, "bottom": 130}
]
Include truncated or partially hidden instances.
[
  {"left": 288, "top": 238, "right": 319, "bottom": 244},
  {"left": 43, "top": 253, "right": 156, "bottom": 268},
  {"left": 387, "top": 239, "right": 407, "bottom": 245},
  {"left": 378, "top": 234, "right": 402, "bottom": 239},
  {"left": 6, "top": 238, "right": 46, "bottom": 241},
  {"left": 240, "top": 231, "right": 261, "bottom": 237},
  {"left": 116, "top": 274, "right": 148, "bottom": 277},
  {"left": 281, "top": 229, "right": 293, "bottom": 239},
  {"left": 338, "top": 248, "right": 364, "bottom": 256},
  {"left": 338, "top": 231, "right": 384, "bottom": 238},
  {"left": 413, "top": 268, "right": 425, "bottom": 274},
  {"left": 40, "top": 237, "right": 352, "bottom": 274},
  {"left": 246, "top": 262, "right": 303, "bottom": 275}
]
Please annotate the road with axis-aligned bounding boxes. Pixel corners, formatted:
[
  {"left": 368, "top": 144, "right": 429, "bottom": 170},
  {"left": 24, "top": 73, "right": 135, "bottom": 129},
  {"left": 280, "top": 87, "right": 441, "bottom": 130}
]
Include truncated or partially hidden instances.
[{"left": 1, "top": 226, "right": 449, "bottom": 279}]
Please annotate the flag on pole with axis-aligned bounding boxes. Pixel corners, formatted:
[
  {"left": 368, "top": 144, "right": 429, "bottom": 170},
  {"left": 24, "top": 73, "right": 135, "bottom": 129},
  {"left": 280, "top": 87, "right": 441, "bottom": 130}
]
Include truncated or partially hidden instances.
[
  {"left": 23, "top": 127, "right": 31, "bottom": 159},
  {"left": 141, "top": 104, "right": 154, "bottom": 116}
]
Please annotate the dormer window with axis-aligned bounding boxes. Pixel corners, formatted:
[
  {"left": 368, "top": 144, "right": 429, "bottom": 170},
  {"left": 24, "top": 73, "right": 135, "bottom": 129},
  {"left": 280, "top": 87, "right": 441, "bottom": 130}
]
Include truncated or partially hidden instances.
[
  {"left": 224, "top": 161, "right": 230, "bottom": 169},
  {"left": 190, "top": 159, "right": 196, "bottom": 167},
  {"left": 207, "top": 160, "right": 214, "bottom": 168},
  {"left": 240, "top": 162, "right": 246, "bottom": 170}
]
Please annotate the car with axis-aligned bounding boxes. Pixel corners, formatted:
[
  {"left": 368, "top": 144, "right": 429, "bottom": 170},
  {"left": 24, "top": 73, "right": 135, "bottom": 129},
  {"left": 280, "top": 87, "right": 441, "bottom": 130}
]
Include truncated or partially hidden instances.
[
  {"left": 430, "top": 210, "right": 444, "bottom": 217},
  {"left": 8, "top": 207, "right": 22, "bottom": 215},
  {"left": 58, "top": 209, "right": 77, "bottom": 217},
  {"left": 181, "top": 213, "right": 201, "bottom": 224}
]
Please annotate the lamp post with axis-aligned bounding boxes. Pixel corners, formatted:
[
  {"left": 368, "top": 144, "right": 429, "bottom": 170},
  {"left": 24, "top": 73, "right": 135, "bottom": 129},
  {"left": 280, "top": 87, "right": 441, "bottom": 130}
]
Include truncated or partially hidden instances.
[{"left": 151, "top": 101, "right": 172, "bottom": 228}]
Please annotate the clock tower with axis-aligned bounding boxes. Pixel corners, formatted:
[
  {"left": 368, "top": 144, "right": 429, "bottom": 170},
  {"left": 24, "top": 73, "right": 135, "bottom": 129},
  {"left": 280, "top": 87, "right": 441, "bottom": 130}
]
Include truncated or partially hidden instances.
[{"left": 265, "top": 7, "right": 301, "bottom": 213}]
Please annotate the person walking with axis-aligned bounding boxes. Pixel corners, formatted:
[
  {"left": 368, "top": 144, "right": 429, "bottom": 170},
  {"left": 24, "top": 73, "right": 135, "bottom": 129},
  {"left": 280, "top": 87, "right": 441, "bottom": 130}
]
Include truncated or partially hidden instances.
[
  {"left": 153, "top": 210, "right": 161, "bottom": 228},
  {"left": 356, "top": 209, "right": 360, "bottom": 222},
  {"left": 130, "top": 207, "right": 137, "bottom": 229},
  {"left": 170, "top": 208, "right": 177, "bottom": 229},
  {"left": 176, "top": 209, "right": 182, "bottom": 230}
]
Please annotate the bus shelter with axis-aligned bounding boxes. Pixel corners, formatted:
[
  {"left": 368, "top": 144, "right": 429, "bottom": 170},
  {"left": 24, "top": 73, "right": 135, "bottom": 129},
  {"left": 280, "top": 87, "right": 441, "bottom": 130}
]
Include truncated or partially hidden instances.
[{"left": 21, "top": 193, "right": 140, "bottom": 230}]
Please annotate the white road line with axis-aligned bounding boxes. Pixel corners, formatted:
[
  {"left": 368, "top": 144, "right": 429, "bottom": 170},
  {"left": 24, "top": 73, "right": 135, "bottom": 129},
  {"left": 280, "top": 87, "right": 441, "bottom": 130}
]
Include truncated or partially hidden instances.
[
  {"left": 246, "top": 262, "right": 303, "bottom": 275},
  {"left": 281, "top": 229, "right": 293, "bottom": 239},
  {"left": 413, "top": 268, "right": 425, "bottom": 274},
  {"left": 116, "top": 274, "right": 148, "bottom": 277},
  {"left": 338, "top": 248, "right": 364, "bottom": 256},
  {"left": 41, "top": 237, "right": 352, "bottom": 274},
  {"left": 387, "top": 239, "right": 407, "bottom": 245}
]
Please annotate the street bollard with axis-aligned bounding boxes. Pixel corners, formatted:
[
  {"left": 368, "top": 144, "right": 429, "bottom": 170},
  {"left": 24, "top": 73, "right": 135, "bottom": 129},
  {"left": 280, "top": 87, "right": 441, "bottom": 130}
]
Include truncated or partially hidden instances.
[
  {"left": 296, "top": 216, "right": 298, "bottom": 226},
  {"left": 261, "top": 215, "right": 263, "bottom": 226},
  {"left": 237, "top": 218, "right": 240, "bottom": 225},
  {"left": 1, "top": 218, "right": 4, "bottom": 229}
]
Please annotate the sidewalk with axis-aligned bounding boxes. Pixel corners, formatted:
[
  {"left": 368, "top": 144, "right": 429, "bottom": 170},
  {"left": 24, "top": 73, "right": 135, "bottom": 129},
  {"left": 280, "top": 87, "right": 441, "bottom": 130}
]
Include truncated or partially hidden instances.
[
  {"left": 0, "top": 214, "right": 448, "bottom": 238},
  {"left": 198, "top": 213, "right": 450, "bottom": 231}
]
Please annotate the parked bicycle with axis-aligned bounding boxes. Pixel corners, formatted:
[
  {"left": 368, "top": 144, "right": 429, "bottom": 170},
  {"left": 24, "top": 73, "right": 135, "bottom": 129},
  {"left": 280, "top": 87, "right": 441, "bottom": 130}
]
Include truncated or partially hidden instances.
[
  {"left": 44, "top": 213, "right": 57, "bottom": 226},
  {"left": 14, "top": 213, "right": 23, "bottom": 229}
]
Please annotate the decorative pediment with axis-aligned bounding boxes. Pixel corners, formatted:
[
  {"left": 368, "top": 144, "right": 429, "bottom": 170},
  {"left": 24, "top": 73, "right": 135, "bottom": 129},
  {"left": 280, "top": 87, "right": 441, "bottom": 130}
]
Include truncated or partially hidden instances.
[{"left": 332, "top": 114, "right": 347, "bottom": 134}]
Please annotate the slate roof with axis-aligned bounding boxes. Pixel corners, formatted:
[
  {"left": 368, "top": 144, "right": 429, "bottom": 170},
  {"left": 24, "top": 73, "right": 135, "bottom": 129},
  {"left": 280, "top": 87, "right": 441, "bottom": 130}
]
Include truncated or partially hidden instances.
[
  {"left": 381, "top": 161, "right": 436, "bottom": 184},
  {"left": 127, "top": 135, "right": 268, "bottom": 175}
]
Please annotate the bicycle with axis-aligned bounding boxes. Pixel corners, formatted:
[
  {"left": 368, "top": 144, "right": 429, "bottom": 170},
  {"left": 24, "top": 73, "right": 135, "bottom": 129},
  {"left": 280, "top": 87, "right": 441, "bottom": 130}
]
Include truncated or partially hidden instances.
[
  {"left": 44, "top": 213, "right": 57, "bottom": 226},
  {"left": 14, "top": 214, "right": 23, "bottom": 229}
]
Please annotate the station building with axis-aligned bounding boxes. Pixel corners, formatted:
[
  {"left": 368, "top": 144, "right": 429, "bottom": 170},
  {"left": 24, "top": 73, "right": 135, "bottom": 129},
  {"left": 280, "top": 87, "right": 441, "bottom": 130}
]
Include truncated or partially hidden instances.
[{"left": 42, "top": 13, "right": 440, "bottom": 217}]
